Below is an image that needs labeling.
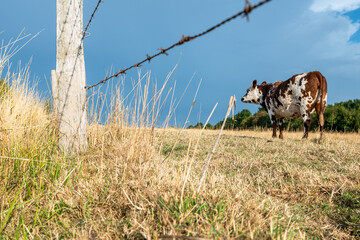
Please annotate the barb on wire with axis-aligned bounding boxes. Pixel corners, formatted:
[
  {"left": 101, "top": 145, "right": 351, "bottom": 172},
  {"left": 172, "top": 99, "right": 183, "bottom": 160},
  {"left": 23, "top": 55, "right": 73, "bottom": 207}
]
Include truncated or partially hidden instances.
[
  {"left": 87, "top": 0, "right": 272, "bottom": 90},
  {"left": 82, "top": 0, "right": 103, "bottom": 40},
  {"left": 244, "top": 0, "right": 253, "bottom": 21}
]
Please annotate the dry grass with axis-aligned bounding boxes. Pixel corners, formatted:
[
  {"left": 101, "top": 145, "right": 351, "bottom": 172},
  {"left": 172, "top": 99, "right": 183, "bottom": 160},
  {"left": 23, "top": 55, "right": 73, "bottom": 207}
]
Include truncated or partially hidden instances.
[
  {"left": 2, "top": 107, "right": 359, "bottom": 239},
  {"left": 1, "top": 41, "right": 359, "bottom": 239},
  {"left": 154, "top": 129, "right": 360, "bottom": 239}
]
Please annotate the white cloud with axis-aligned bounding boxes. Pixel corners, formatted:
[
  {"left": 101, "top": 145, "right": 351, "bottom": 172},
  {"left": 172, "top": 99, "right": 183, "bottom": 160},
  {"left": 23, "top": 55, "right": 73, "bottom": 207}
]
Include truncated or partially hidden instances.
[{"left": 310, "top": 0, "right": 360, "bottom": 12}]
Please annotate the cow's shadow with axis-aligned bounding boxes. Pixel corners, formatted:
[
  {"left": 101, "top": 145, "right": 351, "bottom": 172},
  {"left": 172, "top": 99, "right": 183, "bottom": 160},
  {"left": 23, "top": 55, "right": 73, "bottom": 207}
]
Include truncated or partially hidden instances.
[{"left": 235, "top": 135, "right": 324, "bottom": 144}]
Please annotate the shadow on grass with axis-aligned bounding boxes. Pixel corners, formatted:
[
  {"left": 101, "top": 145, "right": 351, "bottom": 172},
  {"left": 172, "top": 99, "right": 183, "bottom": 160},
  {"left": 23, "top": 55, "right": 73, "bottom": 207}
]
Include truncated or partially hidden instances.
[{"left": 330, "top": 189, "right": 360, "bottom": 237}]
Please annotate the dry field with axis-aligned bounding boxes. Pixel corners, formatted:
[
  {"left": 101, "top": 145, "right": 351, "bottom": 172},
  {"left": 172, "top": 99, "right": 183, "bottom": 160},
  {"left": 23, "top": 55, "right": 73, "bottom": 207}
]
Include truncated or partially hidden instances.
[
  {"left": 154, "top": 128, "right": 360, "bottom": 239},
  {"left": 1, "top": 119, "right": 360, "bottom": 239}
]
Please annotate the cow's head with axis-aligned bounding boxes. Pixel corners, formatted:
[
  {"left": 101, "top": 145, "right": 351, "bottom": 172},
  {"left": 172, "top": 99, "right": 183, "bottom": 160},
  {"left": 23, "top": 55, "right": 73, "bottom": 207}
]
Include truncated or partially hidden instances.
[{"left": 241, "top": 80, "right": 264, "bottom": 104}]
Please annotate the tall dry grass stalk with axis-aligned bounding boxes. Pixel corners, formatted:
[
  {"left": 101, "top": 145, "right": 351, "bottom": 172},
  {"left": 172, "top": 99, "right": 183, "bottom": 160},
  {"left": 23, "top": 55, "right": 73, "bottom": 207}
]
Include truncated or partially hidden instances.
[{"left": 197, "top": 96, "right": 235, "bottom": 193}]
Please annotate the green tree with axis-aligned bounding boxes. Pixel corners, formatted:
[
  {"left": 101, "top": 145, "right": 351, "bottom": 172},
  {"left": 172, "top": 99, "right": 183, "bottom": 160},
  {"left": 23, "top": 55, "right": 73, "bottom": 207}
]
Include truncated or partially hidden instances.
[
  {"left": 205, "top": 123, "right": 213, "bottom": 129},
  {"left": 233, "top": 109, "right": 252, "bottom": 128}
]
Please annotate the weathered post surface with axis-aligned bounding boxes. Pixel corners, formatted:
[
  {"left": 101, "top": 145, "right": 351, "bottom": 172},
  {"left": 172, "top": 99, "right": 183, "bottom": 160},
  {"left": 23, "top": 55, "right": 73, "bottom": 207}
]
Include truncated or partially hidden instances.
[{"left": 51, "top": 0, "right": 87, "bottom": 153}]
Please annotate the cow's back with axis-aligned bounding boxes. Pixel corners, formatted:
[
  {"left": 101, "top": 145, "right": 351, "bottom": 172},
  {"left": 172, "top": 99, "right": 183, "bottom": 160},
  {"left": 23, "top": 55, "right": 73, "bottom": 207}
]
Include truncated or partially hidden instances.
[
  {"left": 290, "top": 71, "right": 327, "bottom": 109},
  {"left": 267, "top": 71, "right": 327, "bottom": 119}
]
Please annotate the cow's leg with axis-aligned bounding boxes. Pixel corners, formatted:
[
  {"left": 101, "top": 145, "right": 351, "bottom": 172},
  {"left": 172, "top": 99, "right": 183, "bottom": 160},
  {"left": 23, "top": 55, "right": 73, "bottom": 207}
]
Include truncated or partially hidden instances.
[
  {"left": 315, "top": 102, "right": 325, "bottom": 139},
  {"left": 270, "top": 115, "right": 277, "bottom": 138},
  {"left": 301, "top": 110, "right": 312, "bottom": 139},
  {"left": 278, "top": 118, "right": 285, "bottom": 139}
]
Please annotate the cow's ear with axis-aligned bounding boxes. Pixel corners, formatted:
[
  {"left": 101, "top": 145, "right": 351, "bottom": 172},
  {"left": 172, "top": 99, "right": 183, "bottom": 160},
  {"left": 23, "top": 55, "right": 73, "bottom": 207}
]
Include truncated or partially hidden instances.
[
  {"left": 261, "top": 81, "right": 267, "bottom": 85},
  {"left": 252, "top": 80, "right": 257, "bottom": 88}
]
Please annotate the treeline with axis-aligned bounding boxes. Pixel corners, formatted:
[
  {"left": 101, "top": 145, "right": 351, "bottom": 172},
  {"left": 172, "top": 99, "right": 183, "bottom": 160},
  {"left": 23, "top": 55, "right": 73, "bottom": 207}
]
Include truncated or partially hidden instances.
[{"left": 188, "top": 99, "right": 360, "bottom": 132}]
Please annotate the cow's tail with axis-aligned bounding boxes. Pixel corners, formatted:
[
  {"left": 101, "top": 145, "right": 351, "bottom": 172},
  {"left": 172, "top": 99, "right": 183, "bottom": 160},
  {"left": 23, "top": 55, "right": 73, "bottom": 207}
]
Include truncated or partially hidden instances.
[{"left": 318, "top": 72, "right": 327, "bottom": 138}]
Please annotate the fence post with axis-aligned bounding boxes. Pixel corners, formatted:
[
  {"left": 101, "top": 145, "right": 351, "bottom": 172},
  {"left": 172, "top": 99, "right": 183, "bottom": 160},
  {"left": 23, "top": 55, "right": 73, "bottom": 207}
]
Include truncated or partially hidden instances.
[{"left": 51, "top": 0, "right": 87, "bottom": 153}]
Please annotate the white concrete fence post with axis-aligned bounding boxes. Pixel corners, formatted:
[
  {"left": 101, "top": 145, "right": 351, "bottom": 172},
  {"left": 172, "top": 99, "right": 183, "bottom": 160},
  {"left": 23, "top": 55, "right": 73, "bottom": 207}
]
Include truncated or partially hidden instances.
[{"left": 51, "top": 0, "right": 88, "bottom": 153}]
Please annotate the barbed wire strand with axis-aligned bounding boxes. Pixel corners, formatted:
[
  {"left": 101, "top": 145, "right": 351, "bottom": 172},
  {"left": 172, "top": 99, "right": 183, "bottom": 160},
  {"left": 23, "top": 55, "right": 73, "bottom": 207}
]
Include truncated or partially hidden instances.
[
  {"left": 82, "top": 0, "right": 103, "bottom": 40},
  {"left": 86, "top": 0, "right": 272, "bottom": 90}
]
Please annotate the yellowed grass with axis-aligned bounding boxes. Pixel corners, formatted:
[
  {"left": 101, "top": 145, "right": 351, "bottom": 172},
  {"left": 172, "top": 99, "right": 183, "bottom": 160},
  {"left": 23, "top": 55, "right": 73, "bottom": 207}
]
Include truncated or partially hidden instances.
[
  {"left": 152, "top": 128, "right": 360, "bottom": 239},
  {"left": 2, "top": 103, "right": 360, "bottom": 239}
]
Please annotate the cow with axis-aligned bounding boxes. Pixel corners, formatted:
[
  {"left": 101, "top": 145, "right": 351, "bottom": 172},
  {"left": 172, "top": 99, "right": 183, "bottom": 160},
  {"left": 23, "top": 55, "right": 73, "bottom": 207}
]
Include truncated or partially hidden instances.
[{"left": 241, "top": 71, "right": 327, "bottom": 139}]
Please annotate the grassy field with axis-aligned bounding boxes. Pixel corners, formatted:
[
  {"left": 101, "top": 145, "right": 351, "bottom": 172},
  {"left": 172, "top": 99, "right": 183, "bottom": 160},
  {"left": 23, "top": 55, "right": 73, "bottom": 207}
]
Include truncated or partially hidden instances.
[
  {"left": 1, "top": 44, "right": 360, "bottom": 239},
  {"left": 158, "top": 129, "right": 360, "bottom": 239},
  {"left": 1, "top": 119, "right": 360, "bottom": 239}
]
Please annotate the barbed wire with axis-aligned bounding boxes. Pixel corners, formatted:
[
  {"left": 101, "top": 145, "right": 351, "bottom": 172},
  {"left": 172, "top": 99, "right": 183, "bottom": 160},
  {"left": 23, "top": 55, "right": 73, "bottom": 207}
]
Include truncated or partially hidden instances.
[
  {"left": 86, "top": 0, "right": 272, "bottom": 90},
  {"left": 82, "top": 0, "right": 104, "bottom": 40}
]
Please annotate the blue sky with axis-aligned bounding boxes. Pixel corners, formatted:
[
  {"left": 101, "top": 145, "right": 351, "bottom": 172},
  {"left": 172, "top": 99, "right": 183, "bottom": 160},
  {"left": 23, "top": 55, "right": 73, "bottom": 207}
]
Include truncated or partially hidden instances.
[{"left": 1, "top": 0, "right": 360, "bottom": 126}]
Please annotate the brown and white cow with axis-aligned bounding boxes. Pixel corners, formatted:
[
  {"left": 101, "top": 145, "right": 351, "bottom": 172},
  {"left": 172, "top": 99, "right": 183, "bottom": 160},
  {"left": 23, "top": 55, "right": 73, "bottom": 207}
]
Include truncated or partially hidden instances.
[{"left": 241, "top": 71, "right": 327, "bottom": 139}]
